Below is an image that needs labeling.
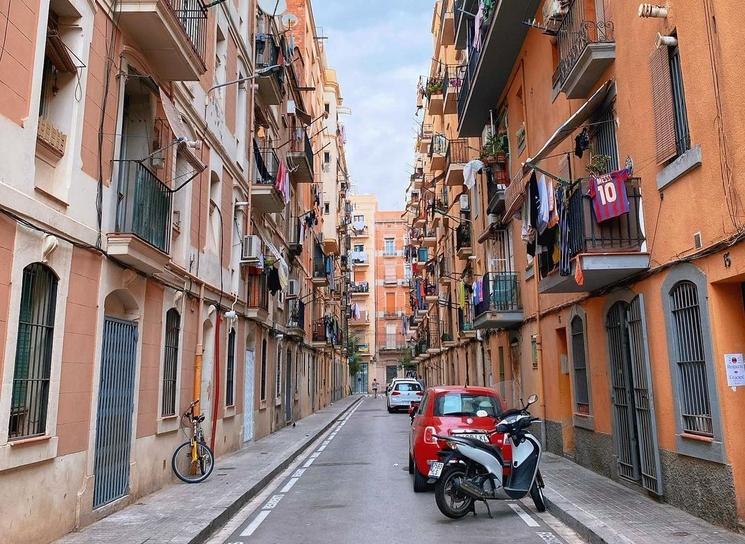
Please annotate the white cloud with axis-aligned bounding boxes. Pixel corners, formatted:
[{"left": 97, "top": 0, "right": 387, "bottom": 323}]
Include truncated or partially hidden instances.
[{"left": 316, "top": 1, "right": 433, "bottom": 210}]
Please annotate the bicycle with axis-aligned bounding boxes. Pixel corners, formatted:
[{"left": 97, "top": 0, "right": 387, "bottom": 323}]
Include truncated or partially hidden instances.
[{"left": 171, "top": 400, "right": 215, "bottom": 484}]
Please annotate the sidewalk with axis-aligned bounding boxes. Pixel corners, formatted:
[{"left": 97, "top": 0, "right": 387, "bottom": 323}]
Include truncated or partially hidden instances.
[
  {"left": 56, "top": 395, "right": 363, "bottom": 544},
  {"left": 541, "top": 452, "right": 745, "bottom": 544}
]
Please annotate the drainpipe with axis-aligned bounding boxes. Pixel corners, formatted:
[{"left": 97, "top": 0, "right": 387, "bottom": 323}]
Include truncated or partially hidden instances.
[
  {"left": 194, "top": 282, "right": 205, "bottom": 416},
  {"left": 534, "top": 237, "right": 547, "bottom": 446},
  {"left": 210, "top": 313, "right": 221, "bottom": 452}
]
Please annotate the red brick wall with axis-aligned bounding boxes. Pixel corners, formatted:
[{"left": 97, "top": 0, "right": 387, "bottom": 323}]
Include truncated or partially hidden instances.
[{"left": 57, "top": 247, "right": 102, "bottom": 456}]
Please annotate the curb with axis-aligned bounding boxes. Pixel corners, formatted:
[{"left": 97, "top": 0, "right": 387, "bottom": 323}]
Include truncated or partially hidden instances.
[
  {"left": 543, "top": 489, "right": 624, "bottom": 544},
  {"left": 190, "top": 395, "right": 365, "bottom": 544}
]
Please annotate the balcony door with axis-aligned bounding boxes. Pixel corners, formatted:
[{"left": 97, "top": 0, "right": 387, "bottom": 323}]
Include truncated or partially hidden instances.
[{"left": 385, "top": 292, "right": 396, "bottom": 316}]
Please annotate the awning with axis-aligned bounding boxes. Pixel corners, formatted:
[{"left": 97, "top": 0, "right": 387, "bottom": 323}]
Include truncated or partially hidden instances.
[
  {"left": 503, "top": 80, "right": 615, "bottom": 219},
  {"left": 525, "top": 80, "right": 614, "bottom": 166},
  {"left": 159, "top": 89, "right": 189, "bottom": 142}
]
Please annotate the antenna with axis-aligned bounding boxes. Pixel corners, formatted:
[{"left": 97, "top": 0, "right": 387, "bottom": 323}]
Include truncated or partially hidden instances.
[
  {"left": 282, "top": 12, "right": 298, "bottom": 30},
  {"left": 257, "top": 0, "right": 286, "bottom": 17}
]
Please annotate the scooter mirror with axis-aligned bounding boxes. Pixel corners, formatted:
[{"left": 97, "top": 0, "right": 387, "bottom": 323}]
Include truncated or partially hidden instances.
[{"left": 527, "top": 394, "right": 538, "bottom": 405}]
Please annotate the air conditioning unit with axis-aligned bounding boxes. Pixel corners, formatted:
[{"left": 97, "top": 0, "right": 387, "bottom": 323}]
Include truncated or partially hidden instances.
[
  {"left": 459, "top": 194, "right": 470, "bottom": 211},
  {"left": 543, "top": 0, "right": 569, "bottom": 21},
  {"left": 287, "top": 279, "right": 299, "bottom": 299},
  {"left": 241, "top": 235, "right": 262, "bottom": 264}
]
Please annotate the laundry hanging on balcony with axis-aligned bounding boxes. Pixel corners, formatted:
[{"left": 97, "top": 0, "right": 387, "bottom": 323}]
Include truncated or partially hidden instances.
[
  {"left": 463, "top": 159, "right": 484, "bottom": 190},
  {"left": 275, "top": 160, "right": 290, "bottom": 203},
  {"left": 588, "top": 167, "right": 630, "bottom": 222}
]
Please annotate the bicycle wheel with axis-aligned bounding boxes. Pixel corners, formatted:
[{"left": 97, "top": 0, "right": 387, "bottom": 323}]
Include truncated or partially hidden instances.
[{"left": 172, "top": 440, "right": 215, "bottom": 483}]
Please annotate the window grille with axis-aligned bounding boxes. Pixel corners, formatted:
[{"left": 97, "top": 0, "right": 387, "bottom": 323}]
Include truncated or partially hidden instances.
[
  {"left": 669, "top": 281, "right": 712, "bottom": 436},
  {"left": 260, "top": 339, "right": 267, "bottom": 401},
  {"left": 226, "top": 328, "right": 236, "bottom": 406},
  {"left": 9, "top": 263, "right": 58, "bottom": 439},
  {"left": 590, "top": 105, "right": 619, "bottom": 173},
  {"left": 275, "top": 348, "right": 282, "bottom": 399},
  {"left": 571, "top": 315, "right": 590, "bottom": 414},
  {"left": 162, "top": 309, "right": 180, "bottom": 416},
  {"left": 669, "top": 44, "right": 691, "bottom": 157}
]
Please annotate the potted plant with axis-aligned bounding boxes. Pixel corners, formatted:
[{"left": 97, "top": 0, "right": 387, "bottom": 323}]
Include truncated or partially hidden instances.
[
  {"left": 441, "top": 332, "right": 453, "bottom": 343},
  {"left": 586, "top": 154, "right": 612, "bottom": 176},
  {"left": 426, "top": 79, "right": 444, "bottom": 96},
  {"left": 481, "top": 133, "right": 507, "bottom": 165}
]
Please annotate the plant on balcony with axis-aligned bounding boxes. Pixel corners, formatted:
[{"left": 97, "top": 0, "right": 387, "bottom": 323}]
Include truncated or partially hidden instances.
[
  {"left": 481, "top": 133, "right": 507, "bottom": 166},
  {"left": 441, "top": 332, "right": 453, "bottom": 342},
  {"left": 426, "top": 79, "right": 444, "bottom": 97},
  {"left": 586, "top": 154, "right": 612, "bottom": 176}
]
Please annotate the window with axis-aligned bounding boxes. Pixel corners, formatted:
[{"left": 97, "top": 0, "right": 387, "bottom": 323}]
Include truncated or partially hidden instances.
[
  {"left": 324, "top": 202, "right": 330, "bottom": 215},
  {"left": 353, "top": 214, "right": 364, "bottom": 224},
  {"left": 384, "top": 238, "right": 395, "bottom": 255},
  {"left": 650, "top": 37, "right": 690, "bottom": 164},
  {"left": 590, "top": 105, "right": 619, "bottom": 173},
  {"left": 323, "top": 151, "right": 331, "bottom": 164},
  {"left": 260, "top": 338, "right": 267, "bottom": 401},
  {"left": 275, "top": 346, "right": 282, "bottom": 399},
  {"left": 9, "top": 263, "right": 58, "bottom": 439},
  {"left": 162, "top": 309, "right": 180, "bottom": 417},
  {"left": 354, "top": 244, "right": 364, "bottom": 253},
  {"left": 498, "top": 346, "right": 505, "bottom": 384},
  {"left": 385, "top": 292, "right": 396, "bottom": 314},
  {"left": 669, "top": 281, "right": 711, "bottom": 436},
  {"left": 384, "top": 264, "right": 396, "bottom": 284},
  {"left": 324, "top": 102, "right": 330, "bottom": 114},
  {"left": 570, "top": 316, "right": 590, "bottom": 415},
  {"left": 226, "top": 328, "right": 236, "bottom": 406},
  {"left": 433, "top": 393, "right": 499, "bottom": 417}
]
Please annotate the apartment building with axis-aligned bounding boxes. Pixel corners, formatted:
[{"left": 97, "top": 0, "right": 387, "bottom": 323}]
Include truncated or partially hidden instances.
[
  {"left": 373, "top": 211, "right": 410, "bottom": 384},
  {"left": 0, "top": 0, "right": 349, "bottom": 540},
  {"left": 408, "top": 0, "right": 745, "bottom": 529}
]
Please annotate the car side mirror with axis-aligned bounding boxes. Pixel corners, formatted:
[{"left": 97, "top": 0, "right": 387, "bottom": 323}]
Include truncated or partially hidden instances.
[{"left": 409, "top": 402, "right": 420, "bottom": 421}]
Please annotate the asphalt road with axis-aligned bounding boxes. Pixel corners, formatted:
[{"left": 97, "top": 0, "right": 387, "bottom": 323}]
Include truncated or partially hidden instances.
[{"left": 208, "top": 396, "right": 583, "bottom": 544}]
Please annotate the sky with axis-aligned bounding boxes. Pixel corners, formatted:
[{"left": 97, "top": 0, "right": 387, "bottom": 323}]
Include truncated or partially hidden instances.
[{"left": 313, "top": 0, "right": 433, "bottom": 211}]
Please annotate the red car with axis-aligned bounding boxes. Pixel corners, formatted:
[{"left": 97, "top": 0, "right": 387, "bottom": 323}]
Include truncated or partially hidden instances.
[{"left": 408, "top": 386, "right": 512, "bottom": 492}]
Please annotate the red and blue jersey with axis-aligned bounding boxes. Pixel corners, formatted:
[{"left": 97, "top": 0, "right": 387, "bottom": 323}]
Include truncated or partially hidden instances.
[{"left": 588, "top": 168, "right": 630, "bottom": 223}]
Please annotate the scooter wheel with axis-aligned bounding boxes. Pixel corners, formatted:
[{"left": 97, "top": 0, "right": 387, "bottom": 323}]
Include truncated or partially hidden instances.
[
  {"left": 434, "top": 466, "right": 473, "bottom": 519},
  {"left": 530, "top": 480, "right": 546, "bottom": 512}
]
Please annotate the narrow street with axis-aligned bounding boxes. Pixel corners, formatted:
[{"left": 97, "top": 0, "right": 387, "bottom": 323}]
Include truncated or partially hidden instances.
[{"left": 209, "top": 397, "right": 582, "bottom": 544}]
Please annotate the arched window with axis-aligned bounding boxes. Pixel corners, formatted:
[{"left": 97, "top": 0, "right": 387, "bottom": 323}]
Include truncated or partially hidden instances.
[
  {"left": 669, "top": 280, "right": 712, "bottom": 436},
  {"left": 260, "top": 338, "right": 267, "bottom": 402},
  {"left": 162, "top": 309, "right": 180, "bottom": 417},
  {"left": 570, "top": 314, "right": 590, "bottom": 415},
  {"left": 226, "top": 328, "right": 236, "bottom": 407},
  {"left": 9, "top": 263, "right": 58, "bottom": 439}
]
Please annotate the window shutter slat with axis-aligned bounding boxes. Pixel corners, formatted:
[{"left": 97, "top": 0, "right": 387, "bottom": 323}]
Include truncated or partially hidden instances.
[{"left": 650, "top": 46, "right": 678, "bottom": 164}]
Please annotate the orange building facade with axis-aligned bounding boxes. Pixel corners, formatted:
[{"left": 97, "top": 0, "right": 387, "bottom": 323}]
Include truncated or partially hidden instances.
[{"left": 409, "top": 0, "right": 745, "bottom": 530}]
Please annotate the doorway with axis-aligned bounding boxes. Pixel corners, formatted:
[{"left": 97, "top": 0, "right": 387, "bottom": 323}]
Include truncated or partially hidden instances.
[
  {"left": 243, "top": 349, "right": 254, "bottom": 442},
  {"left": 353, "top": 363, "right": 368, "bottom": 394},
  {"left": 285, "top": 348, "right": 293, "bottom": 422},
  {"left": 606, "top": 295, "right": 663, "bottom": 494}
]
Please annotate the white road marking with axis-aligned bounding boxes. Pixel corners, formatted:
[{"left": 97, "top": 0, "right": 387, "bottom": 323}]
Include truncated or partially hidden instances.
[
  {"left": 310, "top": 451, "right": 321, "bottom": 458},
  {"left": 317, "top": 444, "right": 327, "bottom": 451},
  {"left": 509, "top": 503, "right": 540, "bottom": 527},
  {"left": 292, "top": 468, "right": 306, "bottom": 478},
  {"left": 263, "top": 494, "right": 283, "bottom": 510},
  {"left": 302, "top": 457, "right": 316, "bottom": 468},
  {"left": 280, "top": 477, "right": 300, "bottom": 493},
  {"left": 239, "top": 510, "right": 270, "bottom": 537}
]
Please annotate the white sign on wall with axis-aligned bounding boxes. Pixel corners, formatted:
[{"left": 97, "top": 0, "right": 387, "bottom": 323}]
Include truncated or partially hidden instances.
[{"left": 725, "top": 353, "right": 745, "bottom": 389}]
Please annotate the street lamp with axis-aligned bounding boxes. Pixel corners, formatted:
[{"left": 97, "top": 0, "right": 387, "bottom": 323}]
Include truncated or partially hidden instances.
[{"left": 204, "top": 64, "right": 283, "bottom": 118}]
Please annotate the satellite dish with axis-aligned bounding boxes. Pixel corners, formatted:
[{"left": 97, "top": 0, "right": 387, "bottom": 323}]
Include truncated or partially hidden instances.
[
  {"left": 257, "top": 0, "right": 286, "bottom": 17},
  {"left": 282, "top": 13, "right": 299, "bottom": 29}
]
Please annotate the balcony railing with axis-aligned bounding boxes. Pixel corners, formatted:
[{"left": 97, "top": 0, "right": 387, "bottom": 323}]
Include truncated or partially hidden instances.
[
  {"left": 312, "top": 319, "right": 327, "bottom": 343},
  {"left": 430, "top": 134, "right": 448, "bottom": 156},
  {"left": 253, "top": 144, "right": 279, "bottom": 184},
  {"left": 350, "top": 251, "right": 369, "bottom": 264},
  {"left": 458, "top": 300, "right": 475, "bottom": 333},
  {"left": 287, "top": 299, "right": 305, "bottom": 330},
  {"left": 456, "top": 224, "right": 472, "bottom": 250},
  {"left": 487, "top": 180, "right": 507, "bottom": 215},
  {"left": 170, "top": 0, "right": 208, "bottom": 61},
  {"left": 350, "top": 281, "right": 370, "bottom": 294},
  {"left": 566, "top": 177, "right": 644, "bottom": 257},
  {"left": 255, "top": 32, "right": 285, "bottom": 86},
  {"left": 313, "top": 254, "right": 332, "bottom": 281},
  {"left": 442, "top": 64, "right": 465, "bottom": 103},
  {"left": 552, "top": 0, "right": 615, "bottom": 91},
  {"left": 115, "top": 160, "right": 172, "bottom": 253},
  {"left": 247, "top": 273, "right": 269, "bottom": 312},
  {"left": 475, "top": 272, "right": 521, "bottom": 315},
  {"left": 445, "top": 138, "right": 469, "bottom": 168},
  {"left": 378, "top": 332, "right": 408, "bottom": 352},
  {"left": 291, "top": 130, "right": 313, "bottom": 167}
]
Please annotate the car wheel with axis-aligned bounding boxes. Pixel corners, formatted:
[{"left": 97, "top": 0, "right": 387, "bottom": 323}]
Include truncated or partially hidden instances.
[
  {"left": 408, "top": 453, "right": 415, "bottom": 475},
  {"left": 413, "top": 467, "right": 429, "bottom": 493}
]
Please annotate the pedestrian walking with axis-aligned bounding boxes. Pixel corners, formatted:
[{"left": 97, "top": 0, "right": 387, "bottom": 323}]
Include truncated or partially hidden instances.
[{"left": 372, "top": 378, "right": 379, "bottom": 398}]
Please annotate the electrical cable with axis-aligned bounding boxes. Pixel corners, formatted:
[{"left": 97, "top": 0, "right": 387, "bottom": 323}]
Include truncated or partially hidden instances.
[{"left": 0, "top": 0, "right": 11, "bottom": 64}]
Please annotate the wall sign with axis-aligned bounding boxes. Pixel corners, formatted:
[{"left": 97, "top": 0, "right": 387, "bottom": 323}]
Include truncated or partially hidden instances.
[{"left": 725, "top": 353, "right": 745, "bottom": 389}]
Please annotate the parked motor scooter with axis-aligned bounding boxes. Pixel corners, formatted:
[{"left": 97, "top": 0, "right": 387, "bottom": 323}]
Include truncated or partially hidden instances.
[{"left": 429, "top": 394, "right": 545, "bottom": 519}]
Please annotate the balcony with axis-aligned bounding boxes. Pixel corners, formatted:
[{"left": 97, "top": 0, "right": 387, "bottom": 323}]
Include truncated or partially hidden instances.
[
  {"left": 552, "top": 0, "right": 615, "bottom": 99},
  {"left": 427, "top": 319, "right": 442, "bottom": 354},
  {"left": 351, "top": 251, "right": 370, "bottom": 266},
  {"left": 456, "top": 224, "right": 473, "bottom": 259},
  {"left": 426, "top": 77, "right": 444, "bottom": 116},
  {"left": 255, "top": 32, "right": 285, "bottom": 105},
  {"left": 486, "top": 179, "right": 506, "bottom": 216},
  {"left": 288, "top": 218, "right": 303, "bottom": 257},
  {"left": 351, "top": 224, "right": 369, "bottom": 238},
  {"left": 287, "top": 127, "right": 314, "bottom": 183},
  {"left": 286, "top": 299, "right": 306, "bottom": 338},
  {"left": 457, "top": 0, "right": 542, "bottom": 136},
  {"left": 323, "top": 236, "right": 339, "bottom": 255},
  {"left": 252, "top": 145, "right": 284, "bottom": 214},
  {"left": 350, "top": 310, "right": 370, "bottom": 327},
  {"left": 378, "top": 333, "right": 409, "bottom": 354},
  {"left": 311, "top": 319, "right": 327, "bottom": 347},
  {"left": 430, "top": 134, "right": 448, "bottom": 171},
  {"left": 454, "top": 0, "right": 477, "bottom": 49},
  {"left": 109, "top": 161, "right": 171, "bottom": 274},
  {"left": 445, "top": 138, "right": 469, "bottom": 186},
  {"left": 350, "top": 281, "right": 370, "bottom": 297},
  {"left": 425, "top": 281, "right": 438, "bottom": 304},
  {"left": 458, "top": 300, "right": 476, "bottom": 338},
  {"left": 422, "top": 225, "right": 437, "bottom": 247},
  {"left": 474, "top": 272, "right": 522, "bottom": 330},
  {"left": 246, "top": 273, "right": 269, "bottom": 320},
  {"left": 358, "top": 343, "right": 372, "bottom": 358},
  {"left": 443, "top": 64, "right": 465, "bottom": 115},
  {"left": 116, "top": 0, "right": 207, "bottom": 80},
  {"left": 438, "top": 254, "right": 451, "bottom": 285},
  {"left": 418, "top": 124, "right": 433, "bottom": 154},
  {"left": 539, "top": 178, "right": 649, "bottom": 294},
  {"left": 312, "top": 248, "right": 330, "bottom": 287}
]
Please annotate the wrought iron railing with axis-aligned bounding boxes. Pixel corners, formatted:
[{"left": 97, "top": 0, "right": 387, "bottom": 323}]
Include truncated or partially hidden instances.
[
  {"left": 287, "top": 299, "right": 305, "bottom": 330},
  {"left": 475, "top": 272, "right": 521, "bottom": 316},
  {"left": 430, "top": 134, "right": 448, "bottom": 156},
  {"left": 442, "top": 64, "right": 465, "bottom": 101},
  {"left": 247, "top": 273, "right": 269, "bottom": 312},
  {"left": 253, "top": 143, "right": 279, "bottom": 184},
  {"left": 456, "top": 223, "right": 472, "bottom": 250},
  {"left": 458, "top": 300, "right": 475, "bottom": 332},
  {"left": 445, "top": 138, "right": 469, "bottom": 170},
  {"left": 312, "top": 319, "right": 326, "bottom": 343},
  {"left": 168, "top": 0, "right": 208, "bottom": 62},
  {"left": 487, "top": 180, "right": 506, "bottom": 214},
  {"left": 552, "top": 0, "right": 615, "bottom": 90},
  {"left": 565, "top": 177, "right": 644, "bottom": 258},
  {"left": 350, "top": 281, "right": 369, "bottom": 294},
  {"left": 255, "top": 31, "right": 285, "bottom": 88},
  {"left": 289, "top": 129, "right": 313, "bottom": 170},
  {"left": 115, "top": 160, "right": 172, "bottom": 253}
]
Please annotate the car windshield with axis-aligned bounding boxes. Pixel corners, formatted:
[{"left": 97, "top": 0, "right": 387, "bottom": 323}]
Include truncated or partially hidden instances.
[
  {"left": 433, "top": 393, "right": 500, "bottom": 417},
  {"left": 395, "top": 382, "right": 422, "bottom": 392}
]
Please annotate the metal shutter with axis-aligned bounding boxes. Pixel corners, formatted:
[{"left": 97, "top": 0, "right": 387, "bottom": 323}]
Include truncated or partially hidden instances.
[{"left": 650, "top": 46, "right": 678, "bottom": 164}]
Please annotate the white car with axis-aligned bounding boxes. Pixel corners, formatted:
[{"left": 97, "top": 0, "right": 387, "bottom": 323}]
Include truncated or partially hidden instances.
[{"left": 387, "top": 380, "right": 423, "bottom": 413}]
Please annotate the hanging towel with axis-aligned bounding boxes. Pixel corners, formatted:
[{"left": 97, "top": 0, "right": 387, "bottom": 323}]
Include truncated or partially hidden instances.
[
  {"left": 267, "top": 268, "right": 281, "bottom": 295},
  {"left": 558, "top": 187, "right": 572, "bottom": 276},
  {"left": 278, "top": 257, "right": 289, "bottom": 290},
  {"left": 574, "top": 256, "right": 585, "bottom": 287},
  {"left": 473, "top": 1, "right": 484, "bottom": 51},
  {"left": 537, "top": 174, "right": 549, "bottom": 234},
  {"left": 463, "top": 159, "right": 484, "bottom": 191}
]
